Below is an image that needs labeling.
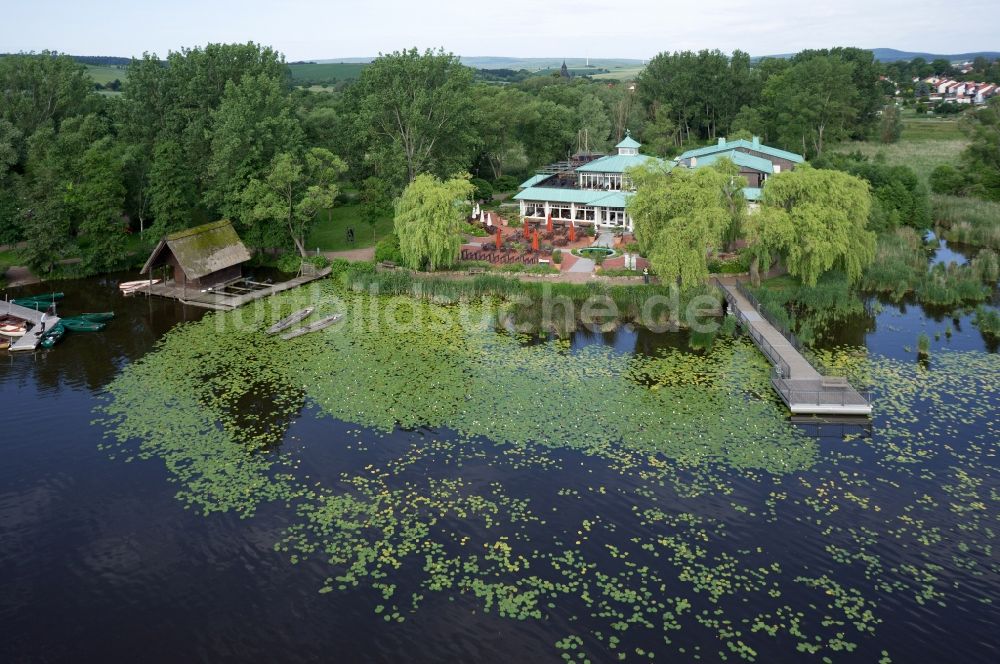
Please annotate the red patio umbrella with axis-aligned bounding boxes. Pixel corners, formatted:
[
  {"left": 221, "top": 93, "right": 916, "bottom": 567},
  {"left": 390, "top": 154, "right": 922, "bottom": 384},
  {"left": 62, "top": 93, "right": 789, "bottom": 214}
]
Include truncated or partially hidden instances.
[
  {"left": 546, "top": 214, "right": 553, "bottom": 233},
  {"left": 523, "top": 220, "right": 531, "bottom": 239},
  {"left": 569, "top": 223, "right": 576, "bottom": 242},
  {"left": 495, "top": 228, "right": 502, "bottom": 251},
  {"left": 532, "top": 229, "right": 540, "bottom": 252}
]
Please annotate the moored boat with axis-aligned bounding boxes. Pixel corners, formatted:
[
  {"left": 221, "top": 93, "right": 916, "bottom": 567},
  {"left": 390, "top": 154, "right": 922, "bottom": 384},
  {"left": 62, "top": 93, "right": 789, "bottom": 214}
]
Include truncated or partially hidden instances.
[
  {"left": 0, "top": 318, "right": 28, "bottom": 338},
  {"left": 76, "top": 312, "right": 115, "bottom": 323},
  {"left": 120, "top": 279, "right": 159, "bottom": 293},
  {"left": 11, "top": 299, "right": 56, "bottom": 311},
  {"left": 59, "top": 317, "right": 106, "bottom": 332},
  {"left": 40, "top": 323, "right": 66, "bottom": 349},
  {"left": 280, "top": 313, "right": 343, "bottom": 340},
  {"left": 266, "top": 307, "right": 315, "bottom": 335},
  {"left": 19, "top": 292, "right": 64, "bottom": 302}
]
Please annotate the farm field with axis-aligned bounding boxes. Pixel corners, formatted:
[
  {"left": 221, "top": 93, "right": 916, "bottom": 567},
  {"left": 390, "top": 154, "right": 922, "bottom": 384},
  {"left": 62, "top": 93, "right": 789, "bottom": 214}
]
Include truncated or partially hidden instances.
[
  {"left": 84, "top": 64, "right": 128, "bottom": 85},
  {"left": 288, "top": 62, "right": 368, "bottom": 84}
]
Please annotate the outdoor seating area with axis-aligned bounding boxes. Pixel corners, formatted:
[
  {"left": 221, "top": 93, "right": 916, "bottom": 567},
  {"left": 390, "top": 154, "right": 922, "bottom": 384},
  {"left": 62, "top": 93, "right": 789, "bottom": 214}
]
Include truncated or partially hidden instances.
[{"left": 463, "top": 212, "right": 596, "bottom": 266}]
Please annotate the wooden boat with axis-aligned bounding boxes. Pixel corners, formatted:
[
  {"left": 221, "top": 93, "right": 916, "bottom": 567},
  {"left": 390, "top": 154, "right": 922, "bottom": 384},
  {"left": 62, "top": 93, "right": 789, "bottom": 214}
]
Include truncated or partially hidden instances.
[
  {"left": 0, "top": 322, "right": 27, "bottom": 338},
  {"left": 280, "top": 313, "right": 343, "bottom": 340},
  {"left": 76, "top": 312, "right": 115, "bottom": 323},
  {"left": 60, "top": 317, "right": 106, "bottom": 332},
  {"left": 120, "top": 279, "right": 159, "bottom": 293},
  {"left": 266, "top": 307, "right": 315, "bottom": 335},
  {"left": 40, "top": 323, "right": 66, "bottom": 349}
]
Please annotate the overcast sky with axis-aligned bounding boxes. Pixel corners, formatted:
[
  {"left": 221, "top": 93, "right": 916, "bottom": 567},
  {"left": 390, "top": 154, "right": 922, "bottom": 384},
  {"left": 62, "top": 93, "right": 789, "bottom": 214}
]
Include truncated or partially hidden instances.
[{"left": 3, "top": 0, "right": 998, "bottom": 61}]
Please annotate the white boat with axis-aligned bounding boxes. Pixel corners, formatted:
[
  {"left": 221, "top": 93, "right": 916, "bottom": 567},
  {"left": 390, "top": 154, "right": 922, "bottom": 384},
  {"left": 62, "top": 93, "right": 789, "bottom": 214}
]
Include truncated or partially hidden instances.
[
  {"left": 0, "top": 322, "right": 27, "bottom": 338},
  {"left": 120, "top": 279, "right": 160, "bottom": 294},
  {"left": 266, "top": 307, "right": 315, "bottom": 335}
]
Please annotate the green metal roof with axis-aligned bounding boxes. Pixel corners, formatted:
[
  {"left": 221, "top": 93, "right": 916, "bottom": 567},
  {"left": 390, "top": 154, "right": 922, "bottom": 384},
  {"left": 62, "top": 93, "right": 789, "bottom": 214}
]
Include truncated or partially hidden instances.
[
  {"left": 615, "top": 132, "right": 641, "bottom": 149},
  {"left": 742, "top": 187, "right": 763, "bottom": 202},
  {"left": 692, "top": 150, "right": 774, "bottom": 174},
  {"left": 575, "top": 153, "right": 664, "bottom": 173},
  {"left": 518, "top": 173, "right": 550, "bottom": 189},
  {"left": 679, "top": 138, "right": 805, "bottom": 164},
  {"left": 513, "top": 187, "right": 633, "bottom": 208}
]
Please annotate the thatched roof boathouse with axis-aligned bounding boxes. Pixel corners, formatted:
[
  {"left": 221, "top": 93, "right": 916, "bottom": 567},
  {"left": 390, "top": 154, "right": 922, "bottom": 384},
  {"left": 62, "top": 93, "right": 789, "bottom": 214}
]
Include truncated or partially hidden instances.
[{"left": 141, "top": 220, "right": 251, "bottom": 290}]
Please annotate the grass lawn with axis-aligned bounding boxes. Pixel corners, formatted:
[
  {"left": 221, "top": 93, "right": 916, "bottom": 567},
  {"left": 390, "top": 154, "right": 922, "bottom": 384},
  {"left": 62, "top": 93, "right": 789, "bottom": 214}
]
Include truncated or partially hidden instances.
[
  {"left": 835, "top": 136, "right": 968, "bottom": 185},
  {"left": 306, "top": 204, "right": 394, "bottom": 252}
]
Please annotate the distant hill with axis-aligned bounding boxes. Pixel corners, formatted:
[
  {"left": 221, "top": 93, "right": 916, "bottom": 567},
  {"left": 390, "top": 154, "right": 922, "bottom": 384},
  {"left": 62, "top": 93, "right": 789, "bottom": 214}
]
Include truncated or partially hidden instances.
[
  {"left": 867, "top": 48, "right": 1000, "bottom": 62},
  {"left": 317, "top": 56, "right": 643, "bottom": 71},
  {"left": 754, "top": 48, "right": 1000, "bottom": 62}
]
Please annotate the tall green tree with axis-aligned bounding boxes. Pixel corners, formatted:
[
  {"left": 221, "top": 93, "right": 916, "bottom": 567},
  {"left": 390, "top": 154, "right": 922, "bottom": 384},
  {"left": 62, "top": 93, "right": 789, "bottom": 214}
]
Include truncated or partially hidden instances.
[
  {"left": 0, "top": 52, "right": 94, "bottom": 142},
  {"left": 148, "top": 139, "right": 198, "bottom": 236},
  {"left": 240, "top": 148, "right": 347, "bottom": 256},
  {"left": 576, "top": 93, "right": 611, "bottom": 152},
  {"left": 393, "top": 173, "right": 474, "bottom": 270},
  {"left": 626, "top": 162, "right": 731, "bottom": 288},
  {"left": 204, "top": 73, "right": 303, "bottom": 219},
  {"left": 759, "top": 166, "right": 875, "bottom": 286},
  {"left": 345, "top": 48, "right": 475, "bottom": 184},
  {"left": 761, "top": 56, "right": 859, "bottom": 156}
]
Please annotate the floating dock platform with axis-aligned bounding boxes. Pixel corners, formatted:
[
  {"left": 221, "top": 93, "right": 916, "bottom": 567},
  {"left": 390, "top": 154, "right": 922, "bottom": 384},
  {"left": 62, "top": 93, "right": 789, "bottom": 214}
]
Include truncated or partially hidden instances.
[{"left": 716, "top": 279, "right": 873, "bottom": 416}]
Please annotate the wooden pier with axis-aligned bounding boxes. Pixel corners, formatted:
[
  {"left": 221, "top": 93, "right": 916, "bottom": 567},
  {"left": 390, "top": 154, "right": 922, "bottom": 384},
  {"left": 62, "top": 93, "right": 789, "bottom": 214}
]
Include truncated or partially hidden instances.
[
  {"left": 3, "top": 300, "right": 61, "bottom": 352},
  {"left": 715, "top": 279, "right": 872, "bottom": 416},
  {"left": 134, "top": 267, "right": 332, "bottom": 311}
]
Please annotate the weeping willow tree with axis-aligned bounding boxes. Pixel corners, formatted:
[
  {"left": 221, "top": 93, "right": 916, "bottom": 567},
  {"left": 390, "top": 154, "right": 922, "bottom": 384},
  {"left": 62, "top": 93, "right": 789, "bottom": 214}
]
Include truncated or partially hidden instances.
[
  {"left": 394, "top": 173, "right": 474, "bottom": 270},
  {"left": 626, "top": 161, "right": 734, "bottom": 289},
  {"left": 757, "top": 165, "right": 875, "bottom": 286}
]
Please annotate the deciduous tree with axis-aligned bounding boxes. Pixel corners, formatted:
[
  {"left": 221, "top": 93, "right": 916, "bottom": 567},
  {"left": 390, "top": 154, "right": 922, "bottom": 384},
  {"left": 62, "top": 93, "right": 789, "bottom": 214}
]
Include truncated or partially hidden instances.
[{"left": 393, "top": 173, "right": 474, "bottom": 270}]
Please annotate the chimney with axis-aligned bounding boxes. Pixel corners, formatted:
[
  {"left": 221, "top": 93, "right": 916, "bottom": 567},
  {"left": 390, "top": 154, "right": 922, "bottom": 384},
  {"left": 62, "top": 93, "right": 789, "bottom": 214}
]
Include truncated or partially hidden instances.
[
  {"left": 752, "top": 136, "right": 760, "bottom": 149},
  {"left": 717, "top": 137, "right": 725, "bottom": 146}
]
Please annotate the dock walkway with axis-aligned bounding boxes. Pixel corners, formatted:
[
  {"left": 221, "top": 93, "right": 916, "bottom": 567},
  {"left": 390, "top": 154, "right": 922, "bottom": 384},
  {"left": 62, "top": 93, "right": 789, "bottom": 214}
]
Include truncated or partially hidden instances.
[
  {"left": 136, "top": 267, "right": 332, "bottom": 310},
  {"left": 3, "top": 300, "right": 61, "bottom": 352},
  {"left": 715, "top": 278, "right": 872, "bottom": 416}
]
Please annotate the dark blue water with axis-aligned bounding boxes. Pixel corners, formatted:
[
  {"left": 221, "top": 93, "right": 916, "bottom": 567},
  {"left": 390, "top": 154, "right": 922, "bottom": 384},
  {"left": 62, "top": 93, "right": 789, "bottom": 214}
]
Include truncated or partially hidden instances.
[{"left": 1, "top": 271, "right": 998, "bottom": 663}]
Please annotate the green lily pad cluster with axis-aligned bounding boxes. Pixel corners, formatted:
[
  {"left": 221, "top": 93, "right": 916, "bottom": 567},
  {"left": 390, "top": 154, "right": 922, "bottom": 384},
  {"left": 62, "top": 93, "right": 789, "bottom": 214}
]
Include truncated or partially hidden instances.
[{"left": 97, "top": 281, "right": 1000, "bottom": 662}]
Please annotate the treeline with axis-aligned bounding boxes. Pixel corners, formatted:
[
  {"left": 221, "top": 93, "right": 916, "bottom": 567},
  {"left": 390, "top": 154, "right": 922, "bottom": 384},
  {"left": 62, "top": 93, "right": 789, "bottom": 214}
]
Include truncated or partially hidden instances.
[
  {"left": 636, "top": 47, "right": 884, "bottom": 157},
  {"left": 0, "top": 43, "right": 943, "bottom": 279}
]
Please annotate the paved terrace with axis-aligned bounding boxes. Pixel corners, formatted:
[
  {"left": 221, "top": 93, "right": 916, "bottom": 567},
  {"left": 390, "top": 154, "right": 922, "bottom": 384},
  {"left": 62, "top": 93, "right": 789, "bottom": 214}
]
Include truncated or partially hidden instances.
[{"left": 716, "top": 278, "right": 873, "bottom": 417}]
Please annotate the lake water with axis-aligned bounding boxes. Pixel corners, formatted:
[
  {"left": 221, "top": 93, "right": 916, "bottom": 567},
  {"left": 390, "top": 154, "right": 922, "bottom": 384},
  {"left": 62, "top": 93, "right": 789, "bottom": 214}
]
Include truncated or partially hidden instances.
[{"left": 1, "top": 268, "right": 997, "bottom": 663}]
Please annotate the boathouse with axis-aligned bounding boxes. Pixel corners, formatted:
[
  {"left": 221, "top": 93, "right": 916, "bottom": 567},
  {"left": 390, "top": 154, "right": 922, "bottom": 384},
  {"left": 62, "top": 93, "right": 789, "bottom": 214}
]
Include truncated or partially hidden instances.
[{"left": 141, "top": 220, "right": 251, "bottom": 290}]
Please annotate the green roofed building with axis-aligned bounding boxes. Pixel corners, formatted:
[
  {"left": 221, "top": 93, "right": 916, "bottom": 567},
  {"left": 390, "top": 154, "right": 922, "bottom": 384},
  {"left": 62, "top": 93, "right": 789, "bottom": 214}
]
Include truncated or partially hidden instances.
[
  {"left": 514, "top": 133, "right": 804, "bottom": 228},
  {"left": 678, "top": 136, "right": 805, "bottom": 202},
  {"left": 141, "top": 220, "right": 252, "bottom": 290},
  {"left": 514, "top": 131, "right": 668, "bottom": 231}
]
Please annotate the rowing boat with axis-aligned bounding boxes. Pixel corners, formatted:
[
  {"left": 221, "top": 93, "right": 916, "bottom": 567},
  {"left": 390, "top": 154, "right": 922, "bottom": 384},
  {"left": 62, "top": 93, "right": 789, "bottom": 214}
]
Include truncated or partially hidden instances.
[
  {"left": 60, "top": 317, "right": 106, "bottom": 332},
  {"left": 266, "top": 307, "right": 315, "bottom": 335},
  {"left": 280, "top": 313, "right": 343, "bottom": 340},
  {"left": 120, "top": 279, "right": 159, "bottom": 293},
  {"left": 76, "top": 312, "right": 115, "bottom": 323},
  {"left": 11, "top": 299, "right": 55, "bottom": 311},
  {"left": 20, "top": 292, "right": 64, "bottom": 302},
  {"left": 0, "top": 322, "right": 26, "bottom": 338},
  {"left": 40, "top": 323, "right": 66, "bottom": 349}
]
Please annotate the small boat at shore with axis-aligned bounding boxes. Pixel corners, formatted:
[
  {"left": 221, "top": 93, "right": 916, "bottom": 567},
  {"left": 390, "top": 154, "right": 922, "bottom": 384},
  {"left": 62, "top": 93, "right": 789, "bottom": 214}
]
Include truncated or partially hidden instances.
[
  {"left": 11, "top": 299, "right": 56, "bottom": 311},
  {"left": 120, "top": 279, "right": 159, "bottom": 294},
  {"left": 0, "top": 320, "right": 27, "bottom": 338},
  {"left": 280, "top": 313, "right": 343, "bottom": 340},
  {"left": 76, "top": 312, "right": 115, "bottom": 323},
  {"left": 40, "top": 323, "right": 66, "bottom": 349},
  {"left": 266, "top": 307, "right": 315, "bottom": 335},
  {"left": 60, "top": 317, "right": 106, "bottom": 332},
  {"left": 19, "top": 292, "right": 64, "bottom": 302}
]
